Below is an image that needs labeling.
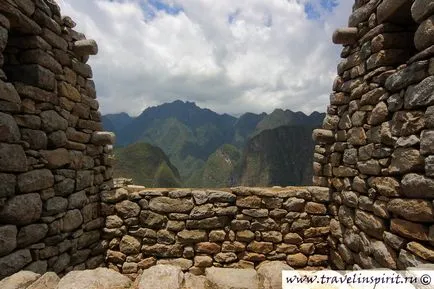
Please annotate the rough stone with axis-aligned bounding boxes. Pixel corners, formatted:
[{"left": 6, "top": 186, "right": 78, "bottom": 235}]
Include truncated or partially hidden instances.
[
  {"left": 389, "top": 148, "right": 424, "bottom": 174},
  {"left": 40, "top": 149, "right": 71, "bottom": 169},
  {"left": 415, "top": 16, "right": 434, "bottom": 51},
  {"left": 391, "top": 218, "right": 429, "bottom": 241},
  {"left": 206, "top": 267, "right": 259, "bottom": 289},
  {"left": 17, "top": 224, "right": 48, "bottom": 248},
  {"left": 73, "top": 39, "right": 99, "bottom": 57},
  {"left": 0, "top": 143, "right": 27, "bottom": 172},
  {"left": 332, "top": 28, "right": 358, "bottom": 45},
  {"left": 0, "top": 194, "right": 42, "bottom": 226},
  {"left": 56, "top": 268, "right": 131, "bottom": 289},
  {"left": 149, "top": 197, "right": 194, "bottom": 213},
  {"left": 402, "top": 174, "right": 434, "bottom": 198},
  {"left": 0, "top": 225, "right": 17, "bottom": 257},
  {"left": 257, "top": 261, "right": 292, "bottom": 289},
  {"left": 355, "top": 209, "right": 385, "bottom": 239},
  {"left": 119, "top": 235, "right": 141, "bottom": 255},
  {"left": 412, "top": 0, "right": 434, "bottom": 23},
  {"left": 115, "top": 200, "right": 140, "bottom": 218},
  {"left": 405, "top": 76, "right": 434, "bottom": 109},
  {"left": 0, "top": 271, "right": 40, "bottom": 289},
  {"left": 0, "top": 250, "right": 32, "bottom": 279},
  {"left": 386, "top": 61, "right": 428, "bottom": 92},
  {"left": 62, "top": 210, "right": 83, "bottom": 232},
  {"left": 27, "top": 272, "right": 60, "bottom": 289}
]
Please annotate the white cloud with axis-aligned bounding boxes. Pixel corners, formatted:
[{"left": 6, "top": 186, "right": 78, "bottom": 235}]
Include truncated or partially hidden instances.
[{"left": 57, "top": 0, "right": 352, "bottom": 116}]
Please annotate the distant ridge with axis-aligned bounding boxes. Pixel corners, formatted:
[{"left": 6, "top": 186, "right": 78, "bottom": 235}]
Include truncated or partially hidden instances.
[{"left": 102, "top": 100, "right": 325, "bottom": 186}]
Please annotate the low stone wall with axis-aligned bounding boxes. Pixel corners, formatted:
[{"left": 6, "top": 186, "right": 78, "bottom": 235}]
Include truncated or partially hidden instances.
[{"left": 100, "top": 186, "right": 331, "bottom": 277}]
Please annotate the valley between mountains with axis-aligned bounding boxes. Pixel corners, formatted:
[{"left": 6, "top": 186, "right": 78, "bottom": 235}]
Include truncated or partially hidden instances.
[{"left": 103, "top": 100, "right": 325, "bottom": 188}]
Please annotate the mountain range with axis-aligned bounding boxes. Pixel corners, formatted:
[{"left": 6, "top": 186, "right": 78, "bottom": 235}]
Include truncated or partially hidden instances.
[{"left": 102, "top": 100, "right": 325, "bottom": 187}]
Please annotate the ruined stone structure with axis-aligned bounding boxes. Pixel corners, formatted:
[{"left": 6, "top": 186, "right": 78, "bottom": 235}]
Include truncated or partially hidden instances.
[
  {"left": 0, "top": 0, "right": 115, "bottom": 279},
  {"left": 313, "top": 0, "right": 434, "bottom": 270},
  {"left": 1, "top": 0, "right": 434, "bottom": 287}
]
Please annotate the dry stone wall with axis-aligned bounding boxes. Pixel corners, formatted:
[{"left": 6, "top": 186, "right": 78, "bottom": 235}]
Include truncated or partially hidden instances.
[
  {"left": 100, "top": 185, "right": 331, "bottom": 278},
  {"left": 313, "top": 0, "right": 434, "bottom": 270},
  {"left": 0, "top": 0, "right": 115, "bottom": 279}
]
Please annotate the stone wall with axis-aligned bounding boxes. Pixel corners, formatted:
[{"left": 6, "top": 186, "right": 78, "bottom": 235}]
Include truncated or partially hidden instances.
[
  {"left": 313, "top": 0, "right": 434, "bottom": 270},
  {"left": 100, "top": 185, "right": 331, "bottom": 278},
  {"left": 0, "top": 0, "right": 115, "bottom": 279}
]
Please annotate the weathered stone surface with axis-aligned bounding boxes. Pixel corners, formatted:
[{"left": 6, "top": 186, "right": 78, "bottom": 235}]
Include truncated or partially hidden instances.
[
  {"left": 367, "top": 50, "right": 408, "bottom": 71},
  {"left": 286, "top": 253, "right": 308, "bottom": 267},
  {"left": 391, "top": 111, "right": 425, "bottom": 136},
  {"left": 332, "top": 28, "right": 358, "bottom": 45},
  {"left": 398, "top": 249, "right": 427, "bottom": 267},
  {"left": 207, "top": 191, "right": 236, "bottom": 203},
  {"left": 0, "top": 143, "right": 27, "bottom": 172},
  {"left": 6, "top": 65, "right": 55, "bottom": 91},
  {"left": 40, "top": 149, "right": 71, "bottom": 169},
  {"left": 0, "top": 271, "right": 40, "bottom": 289},
  {"left": 388, "top": 199, "right": 434, "bottom": 222},
  {"left": 368, "top": 102, "right": 388, "bottom": 126},
  {"left": 40, "top": 110, "right": 68, "bottom": 132},
  {"left": 415, "top": 16, "right": 434, "bottom": 51},
  {"left": 91, "top": 131, "right": 115, "bottom": 145},
  {"left": 377, "top": 0, "right": 413, "bottom": 24},
  {"left": 177, "top": 230, "right": 207, "bottom": 243},
  {"left": 76, "top": 170, "right": 94, "bottom": 191},
  {"left": 312, "top": 129, "right": 334, "bottom": 144},
  {"left": 348, "top": 0, "right": 379, "bottom": 27},
  {"left": 27, "top": 272, "right": 60, "bottom": 289},
  {"left": 120, "top": 235, "right": 141, "bottom": 255},
  {"left": 0, "top": 173, "right": 16, "bottom": 198},
  {"left": 186, "top": 216, "right": 229, "bottom": 229},
  {"left": 0, "top": 194, "right": 42, "bottom": 226},
  {"left": 139, "top": 210, "right": 166, "bottom": 229},
  {"left": 101, "top": 188, "right": 128, "bottom": 203},
  {"left": 149, "top": 197, "right": 194, "bottom": 213},
  {"left": 0, "top": 80, "right": 20, "bottom": 104},
  {"left": 371, "top": 240, "right": 397, "bottom": 269},
  {"left": 0, "top": 225, "right": 17, "bottom": 257},
  {"left": 421, "top": 130, "right": 434, "bottom": 155},
  {"left": 190, "top": 204, "right": 214, "bottom": 220},
  {"left": 0, "top": 250, "right": 32, "bottom": 279},
  {"left": 348, "top": 127, "right": 367, "bottom": 145},
  {"left": 386, "top": 61, "right": 428, "bottom": 92},
  {"left": 206, "top": 267, "right": 259, "bottom": 289},
  {"left": 405, "top": 76, "right": 434, "bottom": 109},
  {"left": 407, "top": 242, "right": 434, "bottom": 261},
  {"left": 17, "top": 169, "right": 54, "bottom": 193},
  {"left": 62, "top": 210, "right": 83, "bottom": 232},
  {"left": 357, "top": 160, "right": 381, "bottom": 175},
  {"left": 0, "top": 112, "right": 20, "bottom": 143},
  {"left": 136, "top": 265, "right": 183, "bottom": 289},
  {"left": 115, "top": 200, "right": 140, "bottom": 218},
  {"left": 73, "top": 39, "right": 98, "bottom": 56},
  {"left": 355, "top": 209, "right": 385, "bottom": 239},
  {"left": 369, "top": 177, "right": 400, "bottom": 197},
  {"left": 391, "top": 218, "right": 429, "bottom": 241},
  {"left": 256, "top": 261, "right": 292, "bottom": 289},
  {"left": 402, "top": 174, "right": 434, "bottom": 198},
  {"left": 384, "top": 232, "right": 405, "bottom": 250},
  {"left": 56, "top": 268, "right": 131, "bottom": 289},
  {"left": 412, "top": 0, "right": 434, "bottom": 23},
  {"left": 17, "top": 224, "right": 48, "bottom": 248},
  {"left": 389, "top": 148, "right": 424, "bottom": 174}
]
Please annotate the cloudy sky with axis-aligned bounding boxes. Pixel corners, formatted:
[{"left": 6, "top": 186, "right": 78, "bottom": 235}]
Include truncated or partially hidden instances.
[{"left": 58, "top": 0, "right": 352, "bottom": 116}]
